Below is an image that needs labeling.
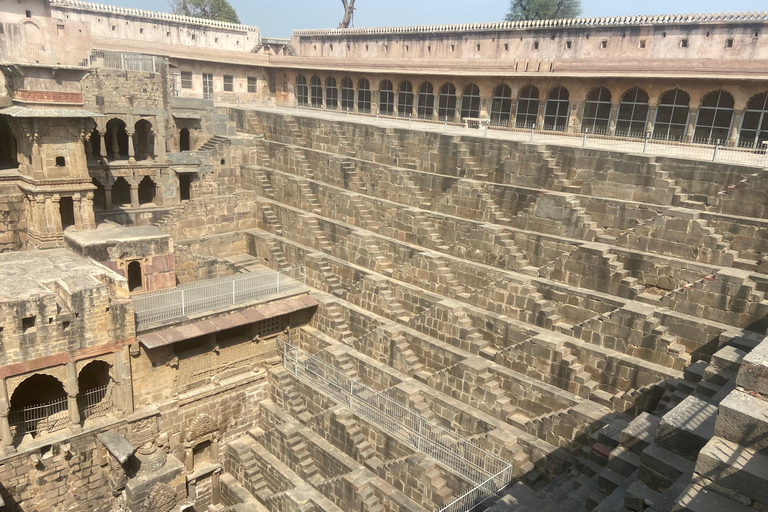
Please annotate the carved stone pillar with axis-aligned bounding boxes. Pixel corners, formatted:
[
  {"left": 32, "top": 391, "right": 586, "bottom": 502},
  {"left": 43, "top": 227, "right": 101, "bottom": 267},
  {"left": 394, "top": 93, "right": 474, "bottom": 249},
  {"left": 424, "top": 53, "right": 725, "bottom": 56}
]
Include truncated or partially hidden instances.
[
  {"left": 73, "top": 193, "right": 83, "bottom": 230},
  {"left": 49, "top": 195, "right": 62, "bottom": 233},
  {"left": 104, "top": 185, "right": 113, "bottom": 211},
  {"left": 99, "top": 133, "right": 108, "bottom": 159},
  {"left": 685, "top": 108, "right": 698, "bottom": 142},
  {"left": 111, "top": 129, "right": 119, "bottom": 159},
  {"left": 114, "top": 347, "right": 133, "bottom": 416},
  {"left": 729, "top": 110, "right": 744, "bottom": 145},
  {"left": 81, "top": 192, "right": 95, "bottom": 230},
  {"left": 130, "top": 180, "right": 139, "bottom": 208},
  {"left": 127, "top": 131, "right": 136, "bottom": 163},
  {"left": 608, "top": 106, "right": 619, "bottom": 135},
  {"left": 66, "top": 362, "right": 81, "bottom": 432},
  {"left": 0, "top": 379, "right": 15, "bottom": 453},
  {"left": 646, "top": 105, "right": 657, "bottom": 136}
]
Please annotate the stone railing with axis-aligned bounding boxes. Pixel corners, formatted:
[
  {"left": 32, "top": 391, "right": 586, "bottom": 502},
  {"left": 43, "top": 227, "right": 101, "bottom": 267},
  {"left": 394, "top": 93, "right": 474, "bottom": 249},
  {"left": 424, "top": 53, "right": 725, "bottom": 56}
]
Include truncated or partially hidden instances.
[{"left": 293, "top": 11, "right": 768, "bottom": 36}]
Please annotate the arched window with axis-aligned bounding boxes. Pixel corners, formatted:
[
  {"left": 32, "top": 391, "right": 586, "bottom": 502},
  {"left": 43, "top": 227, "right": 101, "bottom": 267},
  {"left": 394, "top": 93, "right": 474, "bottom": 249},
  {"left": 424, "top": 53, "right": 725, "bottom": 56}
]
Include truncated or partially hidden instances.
[
  {"left": 357, "top": 78, "right": 371, "bottom": 113},
  {"left": 111, "top": 176, "right": 131, "bottom": 206},
  {"left": 544, "top": 86, "right": 570, "bottom": 131},
  {"left": 127, "top": 260, "right": 143, "bottom": 292},
  {"left": 138, "top": 176, "right": 156, "bottom": 205},
  {"left": 515, "top": 85, "right": 539, "bottom": 129},
  {"left": 379, "top": 80, "right": 395, "bottom": 116},
  {"left": 490, "top": 85, "right": 513, "bottom": 125},
  {"left": 309, "top": 75, "right": 323, "bottom": 108},
  {"left": 325, "top": 77, "right": 338, "bottom": 110},
  {"left": 582, "top": 87, "right": 612, "bottom": 134},
  {"left": 340, "top": 77, "right": 355, "bottom": 111},
  {"left": 616, "top": 87, "right": 650, "bottom": 138},
  {"left": 417, "top": 82, "right": 435, "bottom": 119},
  {"left": 77, "top": 361, "right": 112, "bottom": 420},
  {"left": 105, "top": 118, "right": 129, "bottom": 159},
  {"left": 437, "top": 82, "right": 457, "bottom": 121},
  {"left": 398, "top": 81, "right": 414, "bottom": 118},
  {"left": 694, "top": 90, "right": 734, "bottom": 144},
  {"left": 295, "top": 75, "right": 308, "bottom": 106},
  {"left": 133, "top": 119, "right": 154, "bottom": 160},
  {"left": 460, "top": 83, "right": 481, "bottom": 120},
  {"left": 9, "top": 374, "right": 68, "bottom": 438},
  {"left": 740, "top": 92, "right": 768, "bottom": 149},
  {"left": 0, "top": 116, "right": 18, "bottom": 168},
  {"left": 653, "top": 88, "right": 690, "bottom": 141},
  {"left": 180, "top": 127, "right": 190, "bottom": 151}
]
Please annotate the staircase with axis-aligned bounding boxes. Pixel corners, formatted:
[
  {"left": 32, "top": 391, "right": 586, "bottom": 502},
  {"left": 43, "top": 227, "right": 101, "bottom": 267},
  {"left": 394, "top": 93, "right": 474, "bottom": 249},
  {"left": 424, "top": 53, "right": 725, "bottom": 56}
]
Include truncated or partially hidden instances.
[
  {"left": 316, "top": 260, "right": 345, "bottom": 298},
  {"left": 199, "top": 135, "right": 231, "bottom": 152},
  {"left": 297, "top": 180, "right": 323, "bottom": 214}
]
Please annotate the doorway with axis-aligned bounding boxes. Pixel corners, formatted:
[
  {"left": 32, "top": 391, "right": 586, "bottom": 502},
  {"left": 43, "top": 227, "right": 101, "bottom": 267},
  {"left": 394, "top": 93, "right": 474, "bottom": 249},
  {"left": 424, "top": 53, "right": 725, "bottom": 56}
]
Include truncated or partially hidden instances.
[
  {"left": 127, "top": 261, "right": 142, "bottom": 292},
  {"left": 180, "top": 128, "right": 190, "bottom": 151},
  {"left": 59, "top": 196, "right": 75, "bottom": 230},
  {"left": 179, "top": 174, "right": 191, "bottom": 201}
]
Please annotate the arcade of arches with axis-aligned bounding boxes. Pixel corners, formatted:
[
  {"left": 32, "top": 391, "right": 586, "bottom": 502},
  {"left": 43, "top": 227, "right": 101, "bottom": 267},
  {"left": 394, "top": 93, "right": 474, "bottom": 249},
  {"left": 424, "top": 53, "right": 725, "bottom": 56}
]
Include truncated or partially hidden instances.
[{"left": 293, "top": 74, "right": 768, "bottom": 146}]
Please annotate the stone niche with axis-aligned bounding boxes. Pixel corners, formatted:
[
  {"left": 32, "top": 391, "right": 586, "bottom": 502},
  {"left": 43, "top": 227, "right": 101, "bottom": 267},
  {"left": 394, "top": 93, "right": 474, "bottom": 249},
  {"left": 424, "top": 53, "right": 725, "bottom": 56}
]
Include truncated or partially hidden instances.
[{"left": 65, "top": 222, "right": 176, "bottom": 293}]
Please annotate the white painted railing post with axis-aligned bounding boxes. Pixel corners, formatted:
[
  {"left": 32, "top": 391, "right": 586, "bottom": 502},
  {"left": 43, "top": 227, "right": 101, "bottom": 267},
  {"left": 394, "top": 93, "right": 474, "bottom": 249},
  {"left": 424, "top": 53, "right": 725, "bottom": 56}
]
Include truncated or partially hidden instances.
[
  {"left": 276, "top": 271, "right": 280, "bottom": 293},
  {"left": 713, "top": 139, "right": 720, "bottom": 161},
  {"left": 417, "top": 417, "right": 422, "bottom": 451},
  {"left": 232, "top": 280, "right": 236, "bottom": 304},
  {"left": 181, "top": 289, "right": 185, "bottom": 316}
]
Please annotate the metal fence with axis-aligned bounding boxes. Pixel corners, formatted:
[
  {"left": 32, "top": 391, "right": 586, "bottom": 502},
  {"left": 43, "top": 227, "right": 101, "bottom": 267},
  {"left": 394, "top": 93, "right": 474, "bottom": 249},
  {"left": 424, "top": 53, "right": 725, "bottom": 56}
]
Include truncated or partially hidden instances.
[
  {"left": 77, "top": 385, "right": 112, "bottom": 420},
  {"left": 236, "top": 101, "right": 768, "bottom": 169},
  {"left": 88, "top": 49, "right": 163, "bottom": 73},
  {"left": 283, "top": 343, "right": 513, "bottom": 512},
  {"left": 8, "top": 397, "right": 69, "bottom": 437},
  {"left": 133, "top": 267, "right": 306, "bottom": 327}
]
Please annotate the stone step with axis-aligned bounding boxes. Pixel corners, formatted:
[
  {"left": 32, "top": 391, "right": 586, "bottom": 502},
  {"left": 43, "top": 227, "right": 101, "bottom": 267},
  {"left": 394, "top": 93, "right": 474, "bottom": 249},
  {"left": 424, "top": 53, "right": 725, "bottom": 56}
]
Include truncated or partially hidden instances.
[
  {"left": 656, "top": 396, "right": 717, "bottom": 461},
  {"left": 673, "top": 483, "right": 753, "bottom": 512}
]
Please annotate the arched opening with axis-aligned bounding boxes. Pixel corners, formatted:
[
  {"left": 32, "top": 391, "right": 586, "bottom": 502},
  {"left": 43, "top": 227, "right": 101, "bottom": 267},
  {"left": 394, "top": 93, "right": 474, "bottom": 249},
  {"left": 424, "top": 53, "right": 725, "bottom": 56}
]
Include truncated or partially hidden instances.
[
  {"left": 340, "top": 77, "right": 355, "bottom": 111},
  {"left": 490, "top": 85, "right": 513, "bottom": 126},
  {"left": 653, "top": 88, "right": 690, "bottom": 141},
  {"left": 77, "top": 361, "right": 112, "bottom": 420},
  {"left": 0, "top": 116, "right": 19, "bottom": 168},
  {"left": 515, "top": 85, "right": 540, "bottom": 129},
  {"left": 180, "top": 128, "right": 190, "bottom": 151},
  {"left": 179, "top": 174, "right": 192, "bottom": 201},
  {"left": 397, "top": 81, "right": 414, "bottom": 118},
  {"left": 437, "top": 83, "right": 457, "bottom": 121},
  {"left": 89, "top": 129, "right": 102, "bottom": 159},
  {"left": 310, "top": 75, "right": 323, "bottom": 108},
  {"left": 694, "top": 90, "right": 734, "bottom": 144},
  {"left": 106, "top": 118, "right": 129, "bottom": 159},
  {"left": 460, "top": 83, "right": 481, "bottom": 120},
  {"left": 325, "top": 77, "right": 338, "bottom": 110},
  {"left": 616, "top": 87, "right": 650, "bottom": 138},
  {"left": 295, "top": 75, "right": 308, "bottom": 106},
  {"left": 134, "top": 119, "right": 155, "bottom": 160},
  {"left": 357, "top": 78, "right": 371, "bottom": 113},
  {"left": 59, "top": 196, "right": 75, "bottom": 230},
  {"left": 127, "top": 260, "right": 143, "bottom": 292},
  {"left": 379, "top": 80, "right": 395, "bottom": 116},
  {"left": 581, "top": 86, "right": 612, "bottom": 134},
  {"left": 138, "top": 176, "right": 156, "bottom": 205},
  {"left": 544, "top": 86, "right": 570, "bottom": 131},
  {"left": 111, "top": 177, "right": 131, "bottom": 206},
  {"left": 417, "top": 82, "right": 435, "bottom": 119},
  {"left": 193, "top": 440, "right": 213, "bottom": 467},
  {"left": 92, "top": 178, "right": 106, "bottom": 211},
  {"left": 9, "top": 374, "right": 68, "bottom": 439},
  {"left": 740, "top": 92, "right": 768, "bottom": 149}
]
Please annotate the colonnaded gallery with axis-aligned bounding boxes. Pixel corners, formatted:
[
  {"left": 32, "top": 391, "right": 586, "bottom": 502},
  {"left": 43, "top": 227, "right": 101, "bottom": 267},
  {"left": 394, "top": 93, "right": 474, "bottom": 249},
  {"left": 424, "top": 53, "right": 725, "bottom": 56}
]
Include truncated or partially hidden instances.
[{"left": 0, "top": 1, "right": 767, "bottom": 511}]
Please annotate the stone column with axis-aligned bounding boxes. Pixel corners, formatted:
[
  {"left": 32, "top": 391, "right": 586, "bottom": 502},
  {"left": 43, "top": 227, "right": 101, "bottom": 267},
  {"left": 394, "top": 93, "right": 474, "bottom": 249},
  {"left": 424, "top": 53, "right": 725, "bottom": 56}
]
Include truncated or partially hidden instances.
[
  {"left": 0, "top": 379, "right": 15, "bottom": 453},
  {"left": 114, "top": 347, "right": 133, "bottom": 416},
  {"left": 104, "top": 185, "right": 113, "bottom": 211},
  {"left": 73, "top": 193, "right": 83, "bottom": 230},
  {"left": 35, "top": 197, "right": 46, "bottom": 234},
  {"left": 685, "top": 108, "right": 698, "bottom": 142},
  {"left": 48, "top": 196, "right": 62, "bottom": 233},
  {"left": 66, "top": 362, "right": 81, "bottom": 432},
  {"left": 728, "top": 110, "right": 744, "bottom": 146},
  {"left": 646, "top": 105, "right": 657, "bottom": 136},
  {"left": 537, "top": 102, "right": 546, "bottom": 130},
  {"left": 81, "top": 192, "right": 96, "bottom": 230},
  {"left": 608, "top": 106, "right": 619, "bottom": 135},
  {"left": 111, "top": 129, "right": 119, "bottom": 159},
  {"left": 99, "top": 132, "right": 108, "bottom": 160},
  {"left": 130, "top": 180, "right": 139, "bottom": 208},
  {"left": 569, "top": 102, "right": 583, "bottom": 133},
  {"left": 127, "top": 131, "right": 136, "bottom": 163}
]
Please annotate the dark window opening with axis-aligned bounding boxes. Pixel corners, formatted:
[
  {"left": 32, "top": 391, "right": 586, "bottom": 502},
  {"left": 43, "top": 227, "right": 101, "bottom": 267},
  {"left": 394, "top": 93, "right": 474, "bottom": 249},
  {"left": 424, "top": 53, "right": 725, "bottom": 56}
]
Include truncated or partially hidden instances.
[
  {"left": 55, "top": 156, "right": 65, "bottom": 166},
  {"left": 127, "top": 261, "right": 142, "bottom": 292},
  {"left": 379, "top": 80, "right": 395, "bottom": 116},
  {"left": 397, "top": 81, "right": 414, "bottom": 118},
  {"left": 25, "top": 10, "right": 32, "bottom": 18},
  {"left": 22, "top": 316, "right": 36, "bottom": 332},
  {"left": 9, "top": 374, "right": 67, "bottom": 439},
  {"left": 417, "top": 82, "right": 435, "bottom": 119},
  {"left": 137, "top": 176, "right": 156, "bottom": 205},
  {"left": 180, "top": 128, "right": 190, "bottom": 151},
  {"left": 0, "top": 117, "right": 19, "bottom": 168},
  {"left": 490, "top": 84, "right": 513, "bottom": 126},
  {"left": 179, "top": 174, "right": 191, "bottom": 201},
  {"left": 340, "top": 77, "right": 354, "bottom": 110},
  {"left": 544, "top": 86, "right": 570, "bottom": 132},
  {"left": 437, "top": 82, "right": 457, "bottom": 121},
  {"left": 325, "top": 77, "right": 338, "bottom": 110},
  {"left": 357, "top": 78, "right": 371, "bottom": 113},
  {"left": 516, "top": 85, "right": 540, "bottom": 129},
  {"left": 223, "top": 75, "right": 234, "bottom": 92},
  {"left": 105, "top": 118, "right": 129, "bottom": 159},
  {"left": 111, "top": 177, "right": 131, "bottom": 206},
  {"left": 310, "top": 75, "right": 323, "bottom": 108},
  {"left": 296, "top": 75, "right": 308, "bottom": 106},
  {"left": 460, "top": 83, "right": 481, "bottom": 120}
]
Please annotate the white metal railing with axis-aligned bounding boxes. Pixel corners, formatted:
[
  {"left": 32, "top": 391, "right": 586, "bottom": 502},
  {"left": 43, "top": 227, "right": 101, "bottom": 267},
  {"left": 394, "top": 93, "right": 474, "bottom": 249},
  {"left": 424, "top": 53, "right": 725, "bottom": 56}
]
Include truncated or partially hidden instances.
[
  {"left": 283, "top": 343, "right": 513, "bottom": 511},
  {"left": 232, "top": 101, "right": 768, "bottom": 169},
  {"left": 133, "top": 266, "right": 306, "bottom": 327},
  {"left": 88, "top": 49, "right": 163, "bottom": 72},
  {"left": 8, "top": 397, "right": 69, "bottom": 437}
]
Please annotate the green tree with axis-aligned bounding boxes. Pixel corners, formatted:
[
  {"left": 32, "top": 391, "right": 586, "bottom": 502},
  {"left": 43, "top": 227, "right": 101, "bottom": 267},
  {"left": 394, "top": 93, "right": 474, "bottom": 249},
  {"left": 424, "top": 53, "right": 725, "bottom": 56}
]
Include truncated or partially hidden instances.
[
  {"left": 168, "top": 0, "right": 241, "bottom": 24},
  {"left": 505, "top": 0, "right": 582, "bottom": 21}
]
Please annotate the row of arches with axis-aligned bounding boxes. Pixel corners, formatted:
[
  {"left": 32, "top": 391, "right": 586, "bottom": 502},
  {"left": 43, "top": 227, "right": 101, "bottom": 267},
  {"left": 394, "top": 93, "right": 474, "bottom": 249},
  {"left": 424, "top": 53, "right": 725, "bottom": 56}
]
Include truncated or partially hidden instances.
[
  {"left": 8, "top": 361, "right": 113, "bottom": 440},
  {"left": 91, "top": 176, "right": 157, "bottom": 211},
  {"left": 295, "top": 75, "right": 768, "bottom": 147},
  {"left": 88, "top": 118, "right": 155, "bottom": 161}
]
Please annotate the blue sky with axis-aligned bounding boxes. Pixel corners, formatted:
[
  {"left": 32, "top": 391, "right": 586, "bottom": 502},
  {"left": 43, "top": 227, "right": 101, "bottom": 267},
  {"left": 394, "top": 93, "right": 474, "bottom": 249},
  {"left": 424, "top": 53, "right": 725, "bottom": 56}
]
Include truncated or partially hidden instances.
[{"left": 102, "top": 0, "right": 768, "bottom": 38}]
